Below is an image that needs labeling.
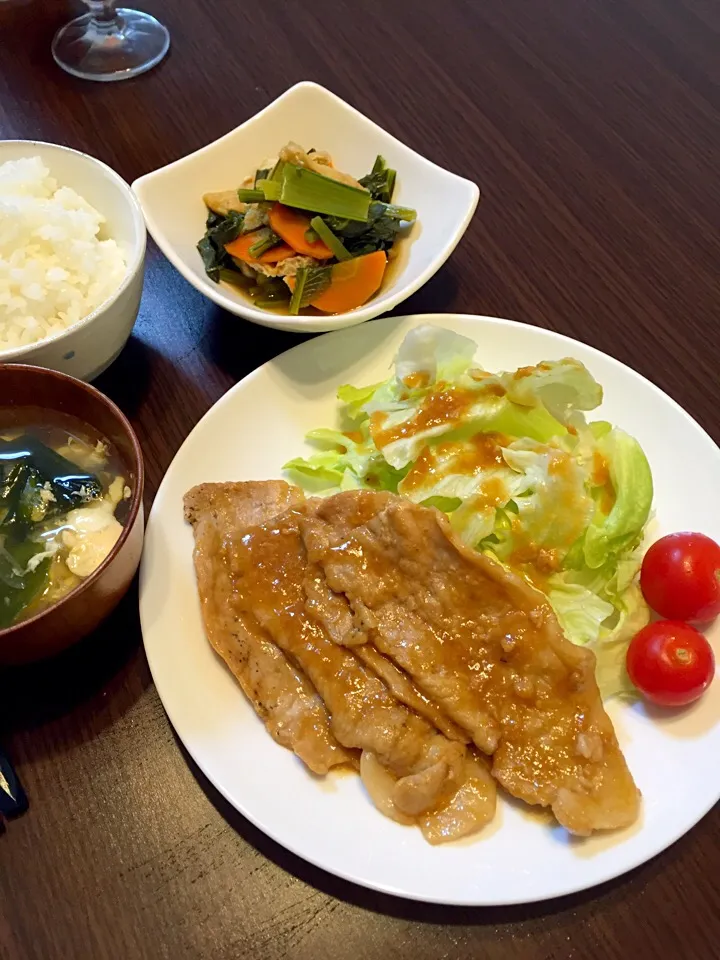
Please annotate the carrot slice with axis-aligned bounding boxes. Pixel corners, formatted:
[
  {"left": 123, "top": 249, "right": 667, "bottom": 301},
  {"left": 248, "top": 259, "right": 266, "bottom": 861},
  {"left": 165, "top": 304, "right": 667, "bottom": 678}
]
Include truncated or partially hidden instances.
[
  {"left": 287, "top": 251, "right": 388, "bottom": 314},
  {"left": 268, "top": 204, "right": 334, "bottom": 259},
  {"left": 225, "top": 232, "right": 295, "bottom": 264}
]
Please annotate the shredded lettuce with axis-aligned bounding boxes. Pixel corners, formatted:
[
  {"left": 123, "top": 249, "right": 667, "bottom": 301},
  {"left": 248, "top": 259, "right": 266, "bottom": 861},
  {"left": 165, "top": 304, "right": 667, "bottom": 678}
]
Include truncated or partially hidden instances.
[{"left": 283, "top": 324, "right": 654, "bottom": 699}]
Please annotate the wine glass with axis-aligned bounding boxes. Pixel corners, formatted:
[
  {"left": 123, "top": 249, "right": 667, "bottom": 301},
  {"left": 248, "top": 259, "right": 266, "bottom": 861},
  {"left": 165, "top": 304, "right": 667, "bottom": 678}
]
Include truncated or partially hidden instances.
[{"left": 52, "top": 1, "right": 169, "bottom": 82}]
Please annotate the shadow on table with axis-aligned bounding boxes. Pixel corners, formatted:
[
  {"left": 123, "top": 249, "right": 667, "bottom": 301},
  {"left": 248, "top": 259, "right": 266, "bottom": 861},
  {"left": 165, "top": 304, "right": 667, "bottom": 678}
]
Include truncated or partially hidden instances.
[
  {"left": 203, "top": 262, "right": 460, "bottom": 385},
  {"left": 94, "top": 334, "right": 156, "bottom": 420},
  {"left": 179, "top": 736, "right": 667, "bottom": 925},
  {"left": 0, "top": 579, "right": 148, "bottom": 739},
  {"left": 203, "top": 308, "right": 314, "bottom": 384},
  {"left": 386, "top": 263, "right": 459, "bottom": 319}
]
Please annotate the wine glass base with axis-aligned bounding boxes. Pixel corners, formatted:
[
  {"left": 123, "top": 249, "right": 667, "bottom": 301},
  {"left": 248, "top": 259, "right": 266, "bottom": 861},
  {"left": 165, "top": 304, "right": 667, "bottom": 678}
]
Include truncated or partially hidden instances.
[{"left": 52, "top": 8, "right": 170, "bottom": 82}]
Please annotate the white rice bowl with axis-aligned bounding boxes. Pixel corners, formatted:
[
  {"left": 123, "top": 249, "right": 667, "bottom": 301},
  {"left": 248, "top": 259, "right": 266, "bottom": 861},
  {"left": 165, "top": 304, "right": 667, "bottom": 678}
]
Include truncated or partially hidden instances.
[{"left": 0, "top": 156, "right": 128, "bottom": 350}]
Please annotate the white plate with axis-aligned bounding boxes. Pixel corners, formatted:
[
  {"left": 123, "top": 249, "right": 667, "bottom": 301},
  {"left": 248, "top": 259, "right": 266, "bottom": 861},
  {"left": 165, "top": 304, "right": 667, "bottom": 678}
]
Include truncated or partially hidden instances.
[
  {"left": 132, "top": 81, "right": 478, "bottom": 333},
  {"left": 139, "top": 313, "right": 720, "bottom": 905}
]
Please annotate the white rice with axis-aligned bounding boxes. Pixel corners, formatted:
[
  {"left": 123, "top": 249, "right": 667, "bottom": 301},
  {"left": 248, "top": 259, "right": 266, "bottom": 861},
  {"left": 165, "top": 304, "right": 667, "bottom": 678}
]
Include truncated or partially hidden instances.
[{"left": 0, "top": 156, "right": 128, "bottom": 351}]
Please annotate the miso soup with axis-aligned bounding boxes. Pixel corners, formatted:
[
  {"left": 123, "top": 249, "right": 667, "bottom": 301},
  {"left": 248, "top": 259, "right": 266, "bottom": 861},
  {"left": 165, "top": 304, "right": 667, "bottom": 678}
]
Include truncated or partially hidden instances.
[{"left": 0, "top": 407, "right": 131, "bottom": 629}]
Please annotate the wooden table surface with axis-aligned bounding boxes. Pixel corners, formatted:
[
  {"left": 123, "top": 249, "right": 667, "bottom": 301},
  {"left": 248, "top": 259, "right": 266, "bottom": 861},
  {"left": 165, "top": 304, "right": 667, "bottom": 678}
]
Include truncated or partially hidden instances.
[{"left": 2, "top": 0, "right": 719, "bottom": 957}]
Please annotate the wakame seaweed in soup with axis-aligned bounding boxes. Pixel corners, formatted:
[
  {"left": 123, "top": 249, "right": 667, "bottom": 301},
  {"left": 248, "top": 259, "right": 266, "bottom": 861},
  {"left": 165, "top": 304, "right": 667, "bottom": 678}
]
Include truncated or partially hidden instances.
[{"left": 0, "top": 408, "right": 131, "bottom": 629}]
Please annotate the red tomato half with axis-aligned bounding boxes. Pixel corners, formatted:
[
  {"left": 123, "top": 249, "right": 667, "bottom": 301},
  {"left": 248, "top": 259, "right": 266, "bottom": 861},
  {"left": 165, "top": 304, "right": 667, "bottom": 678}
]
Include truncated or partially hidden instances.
[
  {"left": 640, "top": 532, "right": 720, "bottom": 622},
  {"left": 626, "top": 620, "right": 715, "bottom": 707}
]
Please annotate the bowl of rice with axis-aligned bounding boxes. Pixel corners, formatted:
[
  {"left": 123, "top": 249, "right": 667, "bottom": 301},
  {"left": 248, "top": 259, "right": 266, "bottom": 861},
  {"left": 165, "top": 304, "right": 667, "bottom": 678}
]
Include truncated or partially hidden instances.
[{"left": 0, "top": 141, "right": 146, "bottom": 381}]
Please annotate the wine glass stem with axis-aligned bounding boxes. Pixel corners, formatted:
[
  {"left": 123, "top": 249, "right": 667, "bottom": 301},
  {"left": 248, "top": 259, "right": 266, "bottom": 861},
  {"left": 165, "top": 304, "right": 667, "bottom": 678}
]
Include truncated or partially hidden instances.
[{"left": 87, "top": 0, "right": 118, "bottom": 27}]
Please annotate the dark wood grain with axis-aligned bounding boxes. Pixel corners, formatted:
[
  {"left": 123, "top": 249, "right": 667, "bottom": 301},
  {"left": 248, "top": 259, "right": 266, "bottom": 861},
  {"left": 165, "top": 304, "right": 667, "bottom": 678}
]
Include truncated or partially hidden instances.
[{"left": 1, "top": 0, "right": 719, "bottom": 957}]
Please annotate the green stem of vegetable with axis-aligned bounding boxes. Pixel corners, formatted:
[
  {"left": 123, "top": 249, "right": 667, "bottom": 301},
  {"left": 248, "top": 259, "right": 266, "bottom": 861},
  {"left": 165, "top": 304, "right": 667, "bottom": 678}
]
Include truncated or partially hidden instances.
[
  {"left": 254, "top": 168, "right": 270, "bottom": 188},
  {"left": 278, "top": 165, "right": 371, "bottom": 222},
  {"left": 251, "top": 287, "right": 289, "bottom": 303},
  {"left": 217, "top": 267, "right": 245, "bottom": 285},
  {"left": 248, "top": 229, "right": 283, "bottom": 258},
  {"left": 255, "top": 179, "right": 282, "bottom": 201},
  {"left": 236, "top": 188, "right": 266, "bottom": 203},
  {"left": 253, "top": 297, "right": 287, "bottom": 309},
  {"left": 289, "top": 266, "right": 332, "bottom": 314},
  {"left": 269, "top": 159, "right": 286, "bottom": 182},
  {"left": 251, "top": 277, "right": 289, "bottom": 299},
  {"left": 310, "top": 216, "right": 353, "bottom": 261},
  {"left": 376, "top": 203, "right": 416, "bottom": 221}
]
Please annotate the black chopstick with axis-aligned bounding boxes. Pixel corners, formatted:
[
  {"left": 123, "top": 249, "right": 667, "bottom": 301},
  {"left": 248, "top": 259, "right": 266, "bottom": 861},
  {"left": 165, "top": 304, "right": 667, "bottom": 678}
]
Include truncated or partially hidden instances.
[{"left": 0, "top": 745, "right": 28, "bottom": 821}]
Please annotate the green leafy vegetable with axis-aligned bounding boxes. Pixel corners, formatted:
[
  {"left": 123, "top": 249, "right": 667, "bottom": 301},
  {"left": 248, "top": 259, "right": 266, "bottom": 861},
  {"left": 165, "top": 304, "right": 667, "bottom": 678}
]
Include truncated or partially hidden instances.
[
  {"left": 254, "top": 168, "right": 270, "bottom": 188},
  {"left": 583, "top": 429, "right": 653, "bottom": 569},
  {"left": 249, "top": 277, "right": 291, "bottom": 308},
  {"left": 359, "top": 155, "right": 397, "bottom": 203},
  {"left": 337, "top": 383, "right": 383, "bottom": 420},
  {"left": 249, "top": 277, "right": 289, "bottom": 301},
  {"left": 283, "top": 427, "right": 407, "bottom": 492},
  {"left": 546, "top": 580, "right": 615, "bottom": 646},
  {"left": 325, "top": 201, "right": 414, "bottom": 256},
  {"left": 309, "top": 216, "right": 352, "bottom": 260},
  {"left": 501, "top": 359, "right": 603, "bottom": 425},
  {"left": 197, "top": 236, "right": 219, "bottom": 279},
  {"left": 217, "top": 267, "right": 247, "bottom": 286},
  {"left": 196, "top": 210, "right": 245, "bottom": 282},
  {"left": 248, "top": 228, "right": 283, "bottom": 258},
  {"left": 288, "top": 266, "right": 332, "bottom": 314}
]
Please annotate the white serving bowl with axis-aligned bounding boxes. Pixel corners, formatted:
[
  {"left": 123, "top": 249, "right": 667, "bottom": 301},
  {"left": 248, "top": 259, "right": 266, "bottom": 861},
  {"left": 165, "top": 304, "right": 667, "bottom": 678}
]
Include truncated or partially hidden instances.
[
  {"left": 132, "top": 81, "right": 479, "bottom": 334},
  {"left": 0, "top": 141, "right": 146, "bottom": 381}
]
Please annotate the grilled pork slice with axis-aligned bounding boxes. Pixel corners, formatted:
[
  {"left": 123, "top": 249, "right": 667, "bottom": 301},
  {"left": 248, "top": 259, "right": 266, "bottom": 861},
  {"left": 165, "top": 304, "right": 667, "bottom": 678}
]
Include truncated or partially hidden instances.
[
  {"left": 300, "top": 489, "right": 641, "bottom": 836},
  {"left": 184, "top": 481, "right": 353, "bottom": 775},
  {"left": 188, "top": 480, "right": 496, "bottom": 843},
  {"left": 230, "top": 499, "right": 466, "bottom": 817},
  {"left": 303, "top": 568, "right": 470, "bottom": 744}
]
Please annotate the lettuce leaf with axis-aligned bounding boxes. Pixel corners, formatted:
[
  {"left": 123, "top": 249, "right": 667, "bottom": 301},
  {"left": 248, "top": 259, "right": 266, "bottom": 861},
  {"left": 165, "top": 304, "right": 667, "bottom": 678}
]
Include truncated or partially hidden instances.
[
  {"left": 337, "top": 383, "right": 382, "bottom": 421},
  {"left": 546, "top": 580, "right": 615, "bottom": 646},
  {"left": 499, "top": 439, "right": 595, "bottom": 554},
  {"left": 499, "top": 358, "right": 603, "bottom": 424},
  {"left": 394, "top": 324, "right": 478, "bottom": 385},
  {"left": 283, "top": 324, "right": 653, "bottom": 699},
  {"left": 363, "top": 347, "right": 603, "bottom": 470},
  {"left": 584, "top": 429, "right": 653, "bottom": 569}
]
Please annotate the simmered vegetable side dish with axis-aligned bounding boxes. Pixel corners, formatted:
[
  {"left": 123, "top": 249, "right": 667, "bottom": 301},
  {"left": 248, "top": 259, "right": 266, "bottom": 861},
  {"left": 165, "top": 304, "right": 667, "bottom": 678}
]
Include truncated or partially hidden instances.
[
  {"left": 0, "top": 413, "right": 130, "bottom": 628},
  {"left": 197, "top": 143, "right": 417, "bottom": 315}
]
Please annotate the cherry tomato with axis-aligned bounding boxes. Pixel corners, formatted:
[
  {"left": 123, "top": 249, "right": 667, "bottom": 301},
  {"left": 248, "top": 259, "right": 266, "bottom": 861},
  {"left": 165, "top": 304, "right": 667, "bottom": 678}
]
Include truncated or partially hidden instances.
[
  {"left": 640, "top": 532, "right": 720, "bottom": 622},
  {"left": 626, "top": 620, "right": 714, "bottom": 707}
]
